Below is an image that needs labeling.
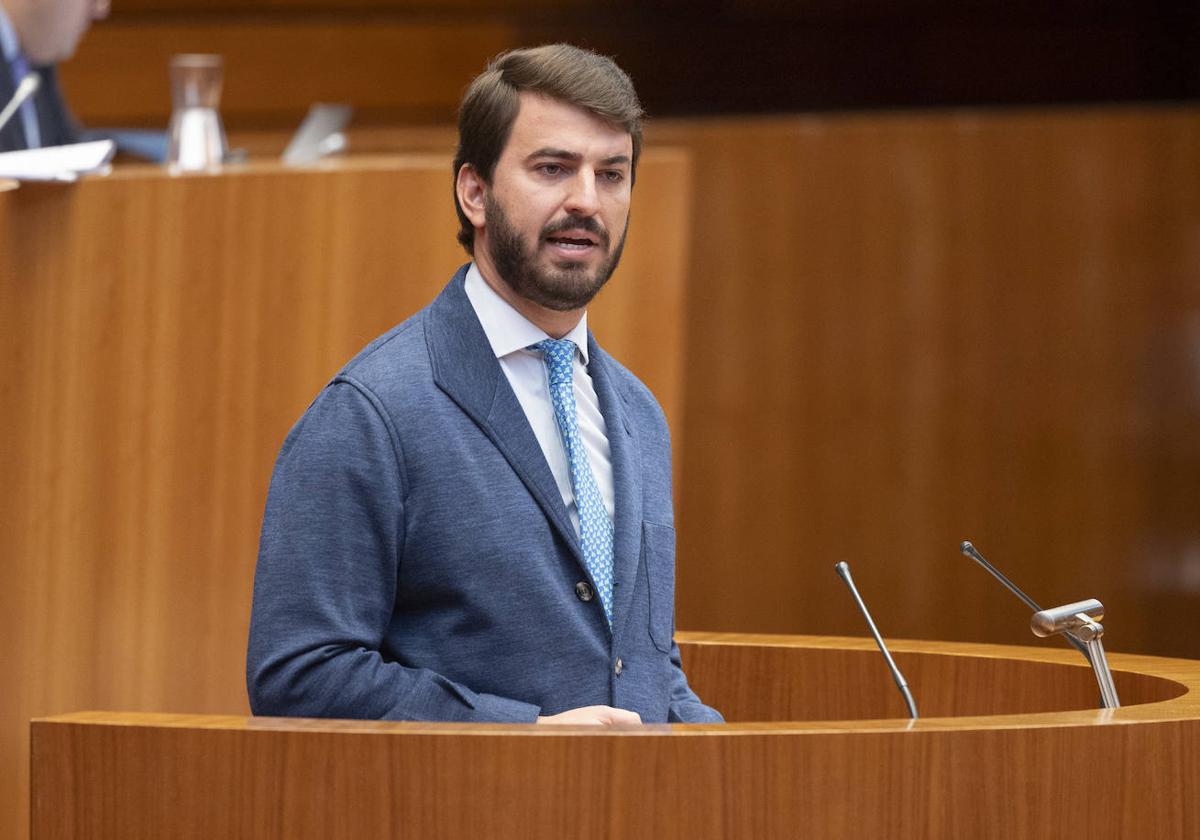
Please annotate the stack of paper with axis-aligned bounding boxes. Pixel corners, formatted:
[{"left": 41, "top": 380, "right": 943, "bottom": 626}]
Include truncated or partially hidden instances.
[{"left": 0, "top": 139, "right": 115, "bottom": 182}]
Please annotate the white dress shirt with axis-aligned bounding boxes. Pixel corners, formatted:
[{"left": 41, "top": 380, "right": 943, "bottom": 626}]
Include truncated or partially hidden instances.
[{"left": 464, "top": 262, "right": 615, "bottom": 535}]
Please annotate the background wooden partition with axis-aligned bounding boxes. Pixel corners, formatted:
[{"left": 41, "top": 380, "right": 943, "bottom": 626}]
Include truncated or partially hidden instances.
[
  {"left": 652, "top": 106, "right": 1200, "bottom": 663},
  {"left": 55, "top": 1, "right": 1200, "bottom": 129},
  {"left": 0, "top": 151, "right": 691, "bottom": 840}
]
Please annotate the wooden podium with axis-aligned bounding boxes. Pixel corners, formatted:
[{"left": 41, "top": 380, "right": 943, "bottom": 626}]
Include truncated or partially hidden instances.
[{"left": 31, "top": 633, "right": 1200, "bottom": 838}]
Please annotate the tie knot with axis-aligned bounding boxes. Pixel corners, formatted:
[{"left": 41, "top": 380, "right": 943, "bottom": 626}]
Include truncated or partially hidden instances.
[{"left": 530, "top": 338, "right": 576, "bottom": 372}]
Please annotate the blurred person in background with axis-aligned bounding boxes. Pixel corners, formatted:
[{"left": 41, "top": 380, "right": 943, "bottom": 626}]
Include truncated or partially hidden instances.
[{"left": 0, "top": 0, "right": 110, "bottom": 151}]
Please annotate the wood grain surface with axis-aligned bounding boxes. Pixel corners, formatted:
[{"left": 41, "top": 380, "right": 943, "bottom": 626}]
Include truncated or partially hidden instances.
[
  {"left": 0, "top": 151, "right": 690, "bottom": 840},
  {"left": 30, "top": 635, "right": 1200, "bottom": 839},
  {"left": 58, "top": 20, "right": 517, "bottom": 126},
  {"left": 647, "top": 106, "right": 1200, "bottom": 664},
  {"left": 53, "top": 2, "right": 1197, "bottom": 127}
]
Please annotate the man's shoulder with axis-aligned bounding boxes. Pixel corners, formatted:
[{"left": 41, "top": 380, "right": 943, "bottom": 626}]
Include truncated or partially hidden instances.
[
  {"left": 335, "top": 267, "right": 469, "bottom": 394},
  {"left": 335, "top": 308, "right": 429, "bottom": 394}
]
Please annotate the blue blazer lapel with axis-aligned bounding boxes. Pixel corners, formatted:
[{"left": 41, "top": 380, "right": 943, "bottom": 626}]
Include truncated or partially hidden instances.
[
  {"left": 587, "top": 337, "right": 644, "bottom": 636},
  {"left": 425, "top": 268, "right": 583, "bottom": 565},
  {"left": 0, "top": 64, "right": 25, "bottom": 152},
  {"left": 33, "top": 66, "right": 78, "bottom": 148}
]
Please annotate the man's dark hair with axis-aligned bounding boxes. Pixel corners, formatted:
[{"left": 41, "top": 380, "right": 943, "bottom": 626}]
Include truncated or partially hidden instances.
[{"left": 453, "top": 43, "right": 644, "bottom": 254}]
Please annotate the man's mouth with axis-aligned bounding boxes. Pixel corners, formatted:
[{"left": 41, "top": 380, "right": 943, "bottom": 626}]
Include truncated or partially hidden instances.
[
  {"left": 541, "top": 216, "right": 608, "bottom": 255},
  {"left": 544, "top": 231, "right": 601, "bottom": 252},
  {"left": 547, "top": 235, "right": 597, "bottom": 250}
]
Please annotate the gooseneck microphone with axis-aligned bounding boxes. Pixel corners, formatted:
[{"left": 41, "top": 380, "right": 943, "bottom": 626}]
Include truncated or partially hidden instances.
[
  {"left": 0, "top": 73, "right": 41, "bottom": 135},
  {"left": 834, "top": 561, "right": 918, "bottom": 720},
  {"left": 958, "top": 541, "right": 1041, "bottom": 613},
  {"left": 959, "top": 540, "right": 1092, "bottom": 665}
]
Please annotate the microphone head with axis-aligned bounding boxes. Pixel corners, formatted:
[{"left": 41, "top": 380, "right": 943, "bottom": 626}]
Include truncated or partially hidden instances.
[
  {"left": 959, "top": 540, "right": 975, "bottom": 555},
  {"left": 17, "top": 72, "right": 40, "bottom": 97},
  {"left": 834, "top": 560, "right": 851, "bottom": 581}
]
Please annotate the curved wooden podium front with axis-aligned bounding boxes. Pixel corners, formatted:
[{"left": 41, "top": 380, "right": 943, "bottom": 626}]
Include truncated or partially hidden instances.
[{"left": 31, "top": 634, "right": 1200, "bottom": 838}]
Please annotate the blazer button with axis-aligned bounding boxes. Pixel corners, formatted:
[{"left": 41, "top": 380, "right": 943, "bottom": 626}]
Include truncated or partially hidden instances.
[
  {"left": 575, "top": 581, "right": 594, "bottom": 602},
  {"left": 614, "top": 657, "right": 624, "bottom": 676}
]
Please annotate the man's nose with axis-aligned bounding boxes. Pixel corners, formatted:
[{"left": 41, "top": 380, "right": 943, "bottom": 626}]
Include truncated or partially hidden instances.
[{"left": 563, "top": 171, "right": 600, "bottom": 216}]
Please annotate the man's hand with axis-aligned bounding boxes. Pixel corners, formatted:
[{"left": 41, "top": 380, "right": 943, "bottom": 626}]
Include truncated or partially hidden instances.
[{"left": 535, "top": 705, "right": 642, "bottom": 726}]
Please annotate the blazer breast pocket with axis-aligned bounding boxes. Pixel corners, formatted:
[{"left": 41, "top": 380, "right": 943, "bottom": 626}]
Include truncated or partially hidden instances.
[{"left": 642, "top": 521, "right": 676, "bottom": 653}]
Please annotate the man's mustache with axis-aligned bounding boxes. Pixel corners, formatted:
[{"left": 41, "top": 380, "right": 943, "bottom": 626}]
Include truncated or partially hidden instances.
[{"left": 540, "top": 215, "right": 610, "bottom": 248}]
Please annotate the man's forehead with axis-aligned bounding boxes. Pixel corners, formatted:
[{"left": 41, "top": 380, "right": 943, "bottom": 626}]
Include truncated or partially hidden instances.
[{"left": 505, "top": 92, "right": 632, "bottom": 159}]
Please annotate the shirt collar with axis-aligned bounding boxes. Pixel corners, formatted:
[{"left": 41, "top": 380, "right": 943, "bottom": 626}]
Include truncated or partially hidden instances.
[{"left": 464, "top": 262, "right": 590, "bottom": 364}]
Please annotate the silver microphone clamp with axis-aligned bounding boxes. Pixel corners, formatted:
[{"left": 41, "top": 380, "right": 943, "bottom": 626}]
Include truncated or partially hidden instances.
[
  {"left": 1031, "top": 598, "right": 1120, "bottom": 709},
  {"left": 1031, "top": 598, "right": 1104, "bottom": 638}
]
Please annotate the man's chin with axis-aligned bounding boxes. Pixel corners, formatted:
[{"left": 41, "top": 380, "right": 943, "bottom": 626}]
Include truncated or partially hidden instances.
[
  {"left": 531, "top": 280, "right": 603, "bottom": 312},
  {"left": 545, "top": 257, "right": 586, "bottom": 272},
  {"left": 519, "top": 266, "right": 608, "bottom": 311}
]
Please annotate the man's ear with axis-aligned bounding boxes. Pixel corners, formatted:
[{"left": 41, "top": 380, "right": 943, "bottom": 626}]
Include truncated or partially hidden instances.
[{"left": 456, "top": 164, "right": 487, "bottom": 229}]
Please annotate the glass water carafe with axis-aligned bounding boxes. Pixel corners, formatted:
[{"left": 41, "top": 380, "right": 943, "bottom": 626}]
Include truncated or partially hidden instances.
[{"left": 167, "top": 54, "right": 229, "bottom": 171}]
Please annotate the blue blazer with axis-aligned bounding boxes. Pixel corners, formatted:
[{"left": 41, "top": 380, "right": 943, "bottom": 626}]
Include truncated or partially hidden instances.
[
  {"left": 247, "top": 267, "right": 722, "bottom": 724},
  {"left": 0, "top": 64, "right": 78, "bottom": 152}
]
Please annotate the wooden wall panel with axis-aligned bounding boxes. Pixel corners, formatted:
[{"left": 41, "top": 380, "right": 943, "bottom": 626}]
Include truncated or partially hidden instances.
[
  {"left": 647, "top": 107, "right": 1200, "bottom": 663},
  {"left": 0, "top": 151, "right": 690, "bottom": 840},
  {"left": 51, "top": 3, "right": 1198, "bottom": 130},
  {"left": 58, "top": 20, "right": 517, "bottom": 127},
  {"left": 110, "top": 0, "right": 600, "bottom": 10}
]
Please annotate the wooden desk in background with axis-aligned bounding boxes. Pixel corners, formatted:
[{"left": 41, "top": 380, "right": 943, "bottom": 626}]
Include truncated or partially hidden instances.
[{"left": 0, "top": 151, "right": 692, "bottom": 840}]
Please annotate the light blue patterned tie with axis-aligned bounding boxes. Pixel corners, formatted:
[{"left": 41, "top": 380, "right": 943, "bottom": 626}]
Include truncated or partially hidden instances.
[{"left": 531, "top": 338, "right": 614, "bottom": 626}]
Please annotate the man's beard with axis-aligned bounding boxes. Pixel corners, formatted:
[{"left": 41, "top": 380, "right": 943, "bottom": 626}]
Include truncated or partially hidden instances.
[{"left": 484, "top": 192, "right": 627, "bottom": 312}]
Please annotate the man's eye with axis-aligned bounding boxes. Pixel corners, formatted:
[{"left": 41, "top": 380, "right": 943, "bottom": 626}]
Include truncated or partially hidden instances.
[
  {"left": 600, "top": 170, "right": 626, "bottom": 183},
  {"left": 538, "top": 163, "right": 564, "bottom": 176}
]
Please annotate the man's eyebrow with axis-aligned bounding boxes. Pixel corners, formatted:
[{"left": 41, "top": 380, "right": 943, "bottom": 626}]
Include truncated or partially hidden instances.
[
  {"left": 525, "top": 149, "right": 631, "bottom": 167},
  {"left": 526, "top": 148, "right": 581, "bottom": 162}
]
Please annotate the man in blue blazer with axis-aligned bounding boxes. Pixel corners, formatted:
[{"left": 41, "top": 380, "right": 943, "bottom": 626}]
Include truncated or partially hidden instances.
[
  {"left": 247, "top": 44, "right": 722, "bottom": 725},
  {"left": 0, "top": 0, "right": 108, "bottom": 151}
]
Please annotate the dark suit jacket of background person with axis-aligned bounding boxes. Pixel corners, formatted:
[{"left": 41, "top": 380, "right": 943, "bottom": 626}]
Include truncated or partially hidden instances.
[
  {"left": 247, "top": 265, "right": 723, "bottom": 724},
  {"left": 0, "top": 63, "right": 77, "bottom": 151}
]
